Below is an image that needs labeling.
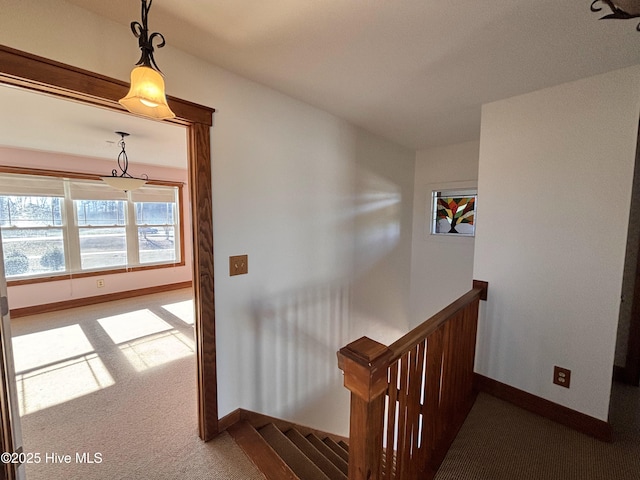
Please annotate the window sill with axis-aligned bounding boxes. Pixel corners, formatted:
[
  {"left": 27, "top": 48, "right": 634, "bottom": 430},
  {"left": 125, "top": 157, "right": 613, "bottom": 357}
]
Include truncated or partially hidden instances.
[{"left": 6, "top": 261, "right": 186, "bottom": 287}]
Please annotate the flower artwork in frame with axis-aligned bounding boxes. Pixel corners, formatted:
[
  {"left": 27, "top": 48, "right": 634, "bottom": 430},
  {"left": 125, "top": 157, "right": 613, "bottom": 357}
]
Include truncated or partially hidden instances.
[{"left": 431, "top": 189, "right": 477, "bottom": 236}]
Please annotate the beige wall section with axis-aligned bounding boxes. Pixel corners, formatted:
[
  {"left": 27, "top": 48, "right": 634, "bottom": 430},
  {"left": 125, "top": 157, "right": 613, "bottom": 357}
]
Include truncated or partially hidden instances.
[
  {"left": 0, "top": 147, "right": 192, "bottom": 309},
  {"left": 474, "top": 65, "right": 640, "bottom": 421},
  {"left": 0, "top": 0, "right": 415, "bottom": 436},
  {"left": 409, "top": 141, "right": 479, "bottom": 328}
]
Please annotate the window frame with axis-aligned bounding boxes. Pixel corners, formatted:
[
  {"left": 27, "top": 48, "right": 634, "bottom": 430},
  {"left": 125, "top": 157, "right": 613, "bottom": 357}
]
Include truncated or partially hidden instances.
[
  {"left": 0, "top": 166, "right": 185, "bottom": 286},
  {"left": 430, "top": 188, "right": 478, "bottom": 237}
]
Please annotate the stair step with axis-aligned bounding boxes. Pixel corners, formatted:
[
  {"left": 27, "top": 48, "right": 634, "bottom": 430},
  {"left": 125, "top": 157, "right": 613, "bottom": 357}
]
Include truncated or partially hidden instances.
[
  {"left": 323, "top": 437, "right": 349, "bottom": 462},
  {"left": 285, "top": 429, "right": 347, "bottom": 480},
  {"left": 306, "top": 433, "right": 349, "bottom": 476},
  {"left": 337, "top": 441, "right": 349, "bottom": 452},
  {"left": 227, "top": 421, "right": 298, "bottom": 480},
  {"left": 259, "top": 423, "right": 330, "bottom": 480}
]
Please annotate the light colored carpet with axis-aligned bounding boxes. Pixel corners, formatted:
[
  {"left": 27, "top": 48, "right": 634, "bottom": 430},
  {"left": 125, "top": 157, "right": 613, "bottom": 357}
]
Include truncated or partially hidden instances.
[
  {"left": 435, "top": 385, "right": 640, "bottom": 480},
  {"left": 11, "top": 289, "right": 264, "bottom": 480}
]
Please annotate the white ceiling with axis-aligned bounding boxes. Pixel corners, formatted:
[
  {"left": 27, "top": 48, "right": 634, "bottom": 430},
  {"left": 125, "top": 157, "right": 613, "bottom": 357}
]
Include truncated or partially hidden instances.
[
  {"left": 61, "top": 0, "right": 640, "bottom": 150},
  {"left": 0, "top": 85, "right": 187, "bottom": 168},
  {"left": 2, "top": 0, "right": 640, "bottom": 166}
]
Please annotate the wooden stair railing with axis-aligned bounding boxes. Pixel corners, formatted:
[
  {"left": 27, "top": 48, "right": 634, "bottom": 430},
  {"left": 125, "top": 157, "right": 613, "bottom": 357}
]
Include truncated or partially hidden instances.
[{"left": 337, "top": 280, "right": 488, "bottom": 480}]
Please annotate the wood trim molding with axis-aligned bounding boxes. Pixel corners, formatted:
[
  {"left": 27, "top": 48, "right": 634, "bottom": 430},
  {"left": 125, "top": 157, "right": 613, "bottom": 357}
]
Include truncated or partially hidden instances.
[
  {"left": 625, "top": 120, "right": 640, "bottom": 385},
  {"left": 0, "top": 45, "right": 214, "bottom": 126},
  {"left": 10, "top": 281, "right": 192, "bottom": 318},
  {"left": 618, "top": 118, "right": 640, "bottom": 386},
  {"left": 218, "top": 408, "right": 243, "bottom": 432},
  {"left": 0, "top": 43, "right": 218, "bottom": 451},
  {"left": 218, "top": 408, "right": 350, "bottom": 444},
  {"left": 0, "top": 165, "right": 184, "bottom": 187},
  {"left": 473, "top": 373, "right": 613, "bottom": 442},
  {"left": 189, "top": 122, "right": 218, "bottom": 440}
]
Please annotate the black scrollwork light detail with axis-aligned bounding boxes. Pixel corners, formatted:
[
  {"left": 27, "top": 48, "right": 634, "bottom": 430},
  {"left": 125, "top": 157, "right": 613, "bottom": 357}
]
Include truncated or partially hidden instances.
[
  {"left": 102, "top": 132, "right": 148, "bottom": 191},
  {"left": 591, "top": 0, "right": 640, "bottom": 31},
  {"left": 112, "top": 132, "right": 148, "bottom": 182},
  {"left": 130, "top": 0, "right": 166, "bottom": 73},
  {"left": 110, "top": 132, "right": 148, "bottom": 181}
]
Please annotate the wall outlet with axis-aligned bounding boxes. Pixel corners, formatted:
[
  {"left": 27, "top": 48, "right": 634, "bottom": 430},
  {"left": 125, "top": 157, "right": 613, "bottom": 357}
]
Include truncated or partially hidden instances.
[
  {"left": 553, "top": 366, "right": 571, "bottom": 388},
  {"left": 96, "top": 279, "right": 105, "bottom": 288}
]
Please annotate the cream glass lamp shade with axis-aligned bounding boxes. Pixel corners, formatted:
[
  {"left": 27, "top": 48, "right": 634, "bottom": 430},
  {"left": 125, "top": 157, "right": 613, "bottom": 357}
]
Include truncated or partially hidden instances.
[
  {"left": 119, "top": 66, "right": 175, "bottom": 120},
  {"left": 101, "top": 176, "right": 147, "bottom": 192}
]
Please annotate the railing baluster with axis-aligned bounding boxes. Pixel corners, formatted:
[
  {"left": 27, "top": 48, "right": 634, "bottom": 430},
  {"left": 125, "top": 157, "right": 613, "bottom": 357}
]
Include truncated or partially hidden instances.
[
  {"left": 338, "top": 282, "right": 487, "bottom": 480},
  {"left": 384, "top": 362, "right": 398, "bottom": 480},
  {"left": 407, "top": 340, "right": 426, "bottom": 479},
  {"left": 420, "top": 325, "right": 443, "bottom": 476},
  {"left": 395, "top": 352, "right": 409, "bottom": 477}
]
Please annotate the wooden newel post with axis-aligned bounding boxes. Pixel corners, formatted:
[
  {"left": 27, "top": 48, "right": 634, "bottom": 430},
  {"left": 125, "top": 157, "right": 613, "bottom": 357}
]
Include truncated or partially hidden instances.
[{"left": 338, "top": 336, "right": 393, "bottom": 480}]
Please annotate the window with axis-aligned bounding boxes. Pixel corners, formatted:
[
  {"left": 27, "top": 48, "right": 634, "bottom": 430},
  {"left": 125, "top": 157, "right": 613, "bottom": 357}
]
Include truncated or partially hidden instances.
[
  {"left": 0, "top": 195, "right": 65, "bottom": 277},
  {"left": 132, "top": 186, "right": 179, "bottom": 265},
  {"left": 75, "top": 199, "right": 127, "bottom": 270},
  {"left": 431, "top": 189, "right": 477, "bottom": 236},
  {"left": 0, "top": 172, "right": 182, "bottom": 281}
]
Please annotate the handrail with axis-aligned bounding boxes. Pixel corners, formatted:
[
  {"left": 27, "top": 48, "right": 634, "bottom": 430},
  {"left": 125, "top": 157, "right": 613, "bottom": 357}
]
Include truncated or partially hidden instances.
[
  {"left": 388, "top": 287, "right": 484, "bottom": 362},
  {"left": 338, "top": 280, "right": 488, "bottom": 480}
]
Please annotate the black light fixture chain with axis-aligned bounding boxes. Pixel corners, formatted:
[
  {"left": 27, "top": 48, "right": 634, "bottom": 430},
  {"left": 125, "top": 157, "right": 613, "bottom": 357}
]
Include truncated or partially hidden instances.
[
  {"left": 130, "top": 0, "right": 166, "bottom": 72},
  {"left": 115, "top": 133, "right": 133, "bottom": 179}
]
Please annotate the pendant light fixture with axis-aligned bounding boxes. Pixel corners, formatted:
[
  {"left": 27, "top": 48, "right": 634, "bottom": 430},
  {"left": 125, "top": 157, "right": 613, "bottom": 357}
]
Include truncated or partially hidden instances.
[
  {"left": 590, "top": 1, "right": 640, "bottom": 30},
  {"left": 102, "top": 132, "right": 148, "bottom": 192},
  {"left": 119, "top": 0, "right": 175, "bottom": 120}
]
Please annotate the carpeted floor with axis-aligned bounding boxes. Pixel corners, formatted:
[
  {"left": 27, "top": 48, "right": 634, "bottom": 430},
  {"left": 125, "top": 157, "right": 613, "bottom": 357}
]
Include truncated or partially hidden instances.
[
  {"left": 11, "top": 289, "right": 264, "bottom": 480},
  {"left": 435, "top": 384, "right": 640, "bottom": 480},
  {"left": 13, "top": 287, "right": 640, "bottom": 480}
]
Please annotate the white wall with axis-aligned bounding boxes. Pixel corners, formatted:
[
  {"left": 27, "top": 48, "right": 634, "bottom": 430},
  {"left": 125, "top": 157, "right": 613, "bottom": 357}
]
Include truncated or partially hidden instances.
[
  {"left": 409, "top": 141, "right": 478, "bottom": 328},
  {"left": 0, "top": 147, "right": 192, "bottom": 309},
  {"left": 0, "top": 0, "right": 415, "bottom": 436},
  {"left": 474, "top": 66, "right": 640, "bottom": 421},
  {"left": 350, "top": 130, "right": 415, "bottom": 346}
]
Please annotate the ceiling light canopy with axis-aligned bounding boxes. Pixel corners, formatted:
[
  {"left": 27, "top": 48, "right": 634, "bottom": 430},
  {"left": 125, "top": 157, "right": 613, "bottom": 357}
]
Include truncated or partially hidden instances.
[
  {"left": 102, "top": 132, "right": 148, "bottom": 192},
  {"left": 119, "top": 0, "right": 175, "bottom": 120},
  {"left": 591, "top": 1, "right": 640, "bottom": 30}
]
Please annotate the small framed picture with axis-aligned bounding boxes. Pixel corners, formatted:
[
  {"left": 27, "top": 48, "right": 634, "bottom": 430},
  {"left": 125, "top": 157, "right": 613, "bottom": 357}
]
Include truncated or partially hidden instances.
[{"left": 431, "top": 189, "right": 477, "bottom": 236}]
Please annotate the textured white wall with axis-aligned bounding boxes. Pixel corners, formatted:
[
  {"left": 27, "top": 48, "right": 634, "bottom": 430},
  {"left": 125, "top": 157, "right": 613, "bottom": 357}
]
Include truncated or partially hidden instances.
[
  {"left": 474, "top": 66, "right": 640, "bottom": 421},
  {"left": 0, "top": 0, "right": 415, "bottom": 435},
  {"left": 409, "top": 141, "right": 479, "bottom": 328}
]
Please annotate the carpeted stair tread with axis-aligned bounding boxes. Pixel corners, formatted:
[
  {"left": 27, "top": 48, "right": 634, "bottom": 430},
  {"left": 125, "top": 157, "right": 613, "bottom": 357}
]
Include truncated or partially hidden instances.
[
  {"left": 305, "top": 433, "right": 348, "bottom": 475},
  {"left": 323, "top": 438, "right": 349, "bottom": 462},
  {"left": 337, "top": 441, "right": 349, "bottom": 452},
  {"left": 285, "top": 429, "right": 347, "bottom": 480},
  {"left": 259, "top": 423, "right": 330, "bottom": 480}
]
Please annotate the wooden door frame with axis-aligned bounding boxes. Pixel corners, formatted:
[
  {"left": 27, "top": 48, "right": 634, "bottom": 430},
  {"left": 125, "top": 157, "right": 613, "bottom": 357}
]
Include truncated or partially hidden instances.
[
  {"left": 0, "top": 45, "right": 219, "bottom": 458},
  {"left": 615, "top": 120, "right": 640, "bottom": 387},
  {"left": 625, "top": 244, "right": 640, "bottom": 385},
  {"left": 624, "top": 128, "right": 640, "bottom": 385}
]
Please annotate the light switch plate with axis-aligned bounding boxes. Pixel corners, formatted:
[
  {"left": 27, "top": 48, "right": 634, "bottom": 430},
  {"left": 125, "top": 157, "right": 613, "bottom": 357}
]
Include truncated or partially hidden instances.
[{"left": 229, "top": 255, "right": 248, "bottom": 276}]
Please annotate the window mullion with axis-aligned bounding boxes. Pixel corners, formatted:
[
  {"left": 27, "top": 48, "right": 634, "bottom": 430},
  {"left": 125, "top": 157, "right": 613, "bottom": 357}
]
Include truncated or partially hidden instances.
[
  {"left": 126, "top": 192, "right": 139, "bottom": 267},
  {"left": 63, "top": 180, "right": 81, "bottom": 272}
]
